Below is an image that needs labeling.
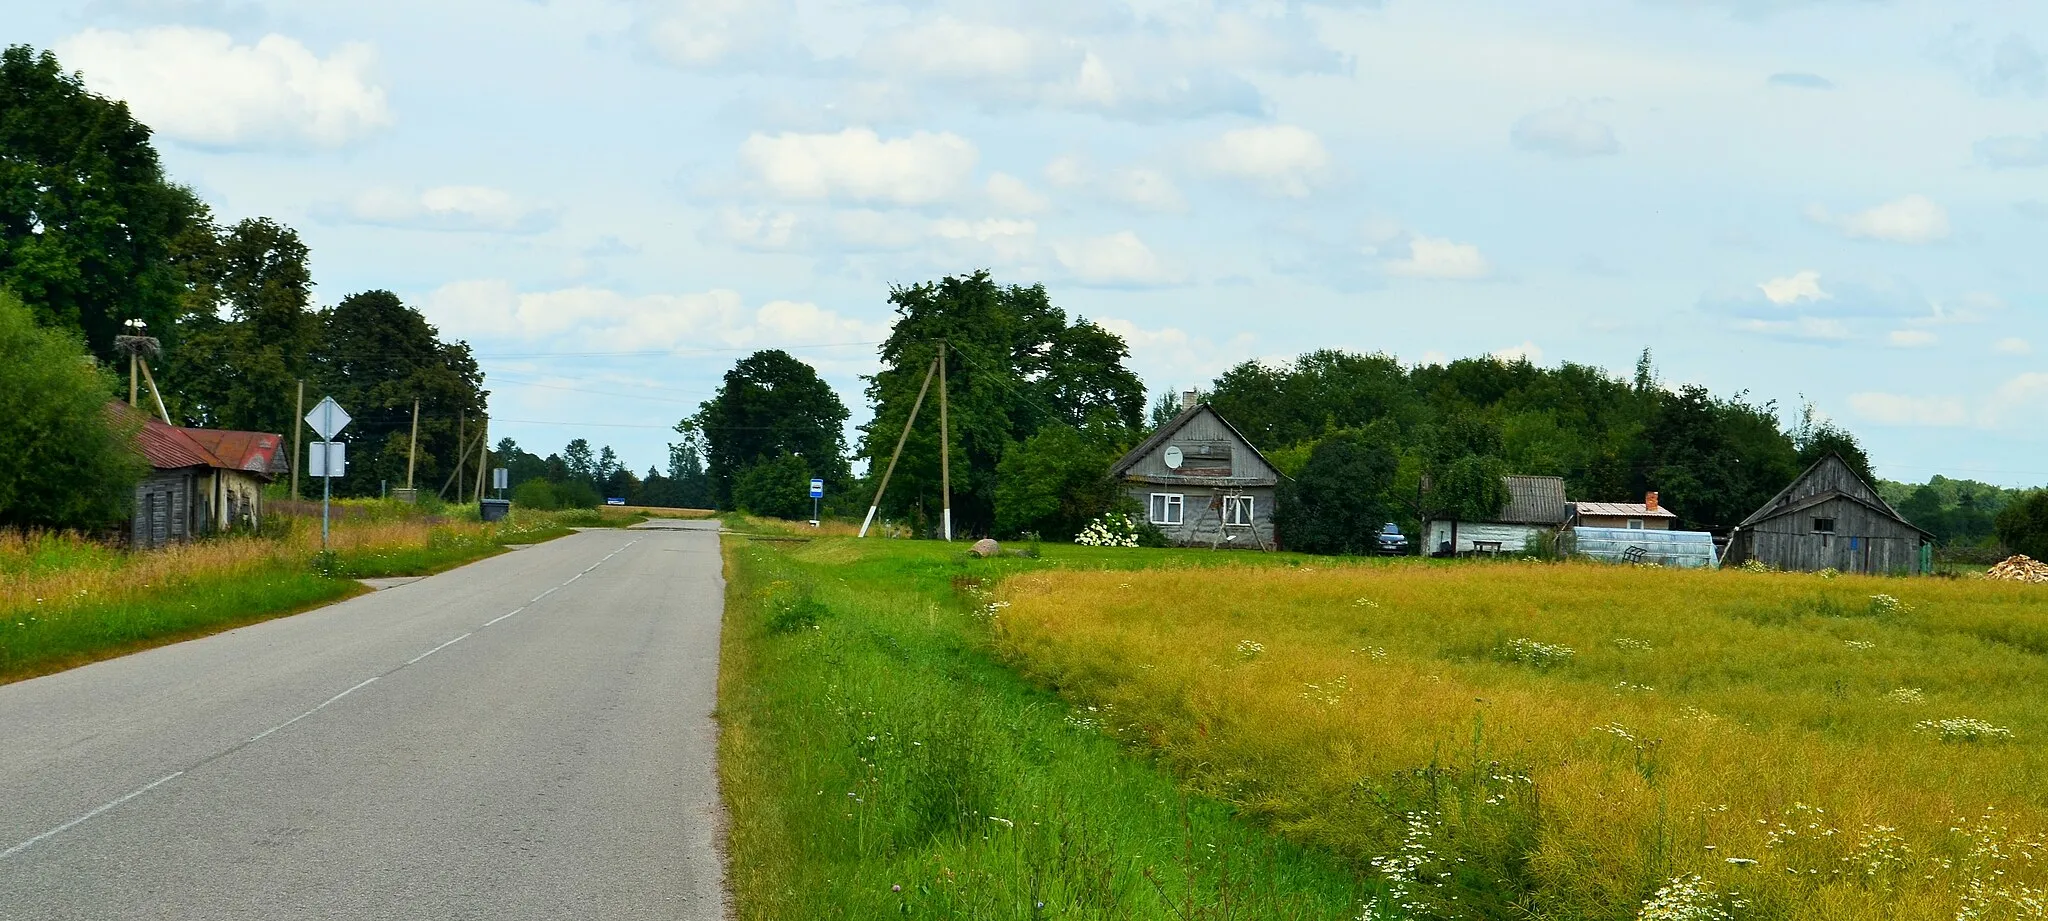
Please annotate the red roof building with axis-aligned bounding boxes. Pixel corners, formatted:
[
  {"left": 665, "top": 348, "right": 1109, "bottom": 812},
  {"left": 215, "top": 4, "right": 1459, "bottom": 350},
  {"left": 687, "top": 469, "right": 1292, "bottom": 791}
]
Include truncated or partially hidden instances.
[{"left": 118, "top": 405, "right": 287, "bottom": 549}]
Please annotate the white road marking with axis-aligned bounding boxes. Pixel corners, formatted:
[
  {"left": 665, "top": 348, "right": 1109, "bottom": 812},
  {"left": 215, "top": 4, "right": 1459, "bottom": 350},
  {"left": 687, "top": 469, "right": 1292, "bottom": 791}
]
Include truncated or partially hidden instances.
[
  {"left": 405, "top": 633, "right": 472, "bottom": 665},
  {"left": 0, "top": 772, "right": 185, "bottom": 860},
  {"left": 2, "top": 534, "right": 652, "bottom": 861}
]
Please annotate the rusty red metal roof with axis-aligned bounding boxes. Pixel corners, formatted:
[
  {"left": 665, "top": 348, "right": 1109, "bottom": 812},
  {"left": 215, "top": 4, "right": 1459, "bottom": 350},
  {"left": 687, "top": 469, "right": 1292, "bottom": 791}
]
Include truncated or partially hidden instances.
[
  {"left": 180, "top": 428, "right": 283, "bottom": 476},
  {"left": 135, "top": 417, "right": 219, "bottom": 470}
]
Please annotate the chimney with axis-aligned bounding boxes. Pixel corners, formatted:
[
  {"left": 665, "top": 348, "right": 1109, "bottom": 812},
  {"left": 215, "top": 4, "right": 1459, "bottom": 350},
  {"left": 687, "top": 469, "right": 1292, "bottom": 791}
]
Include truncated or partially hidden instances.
[
  {"left": 1181, "top": 390, "right": 1198, "bottom": 411},
  {"left": 1645, "top": 491, "right": 1660, "bottom": 512}
]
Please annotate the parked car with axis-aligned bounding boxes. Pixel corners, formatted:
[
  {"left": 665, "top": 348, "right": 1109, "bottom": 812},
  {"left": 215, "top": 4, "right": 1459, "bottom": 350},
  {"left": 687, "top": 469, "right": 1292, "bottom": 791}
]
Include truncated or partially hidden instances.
[{"left": 1375, "top": 522, "right": 1409, "bottom": 555}]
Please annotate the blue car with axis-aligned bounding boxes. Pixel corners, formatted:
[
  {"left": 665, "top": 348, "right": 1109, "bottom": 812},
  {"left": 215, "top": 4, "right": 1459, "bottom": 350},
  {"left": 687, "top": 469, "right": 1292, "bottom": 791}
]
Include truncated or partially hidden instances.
[{"left": 1375, "top": 522, "right": 1409, "bottom": 555}]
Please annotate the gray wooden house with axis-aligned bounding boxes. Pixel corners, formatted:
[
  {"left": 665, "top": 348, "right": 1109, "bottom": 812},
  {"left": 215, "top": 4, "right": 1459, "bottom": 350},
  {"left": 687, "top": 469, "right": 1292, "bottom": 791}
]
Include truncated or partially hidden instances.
[
  {"left": 129, "top": 413, "right": 287, "bottom": 549},
  {"left": 1725, "top": 454, "right": 1931, "bottom": 574},
  {"left": 1111, "top": 398, "right": 1280, "bottom": 549}
]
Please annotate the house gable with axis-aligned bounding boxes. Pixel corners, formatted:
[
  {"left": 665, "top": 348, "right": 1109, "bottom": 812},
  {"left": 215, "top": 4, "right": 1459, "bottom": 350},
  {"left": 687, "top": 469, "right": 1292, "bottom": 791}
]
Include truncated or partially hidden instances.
[
  {"left": 1738, "top": 454, "right": 1926, "bottom": 536},
  {"left": 1112, "top": 405, "right": 1279, "bottom": 487}
]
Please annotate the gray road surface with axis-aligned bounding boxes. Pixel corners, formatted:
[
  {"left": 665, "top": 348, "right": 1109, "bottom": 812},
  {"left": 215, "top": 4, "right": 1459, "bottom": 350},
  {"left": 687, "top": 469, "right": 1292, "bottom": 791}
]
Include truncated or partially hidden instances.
[{"left": 0, "top": 520, "right": 727, "bottom": 920}]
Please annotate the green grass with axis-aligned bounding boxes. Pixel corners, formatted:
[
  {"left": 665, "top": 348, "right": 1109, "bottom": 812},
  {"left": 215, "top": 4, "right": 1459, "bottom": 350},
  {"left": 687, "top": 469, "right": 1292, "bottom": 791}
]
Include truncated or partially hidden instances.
[{"left": 718, "top": 535, "right": 1375, "bottom": 920}]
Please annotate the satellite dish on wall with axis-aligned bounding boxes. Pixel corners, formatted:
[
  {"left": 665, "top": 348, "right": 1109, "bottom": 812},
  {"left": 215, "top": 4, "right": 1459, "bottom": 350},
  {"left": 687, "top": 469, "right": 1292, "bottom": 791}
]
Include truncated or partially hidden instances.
[{"left": 1163, "top": 446, "right": 1184, "bottom": 469}]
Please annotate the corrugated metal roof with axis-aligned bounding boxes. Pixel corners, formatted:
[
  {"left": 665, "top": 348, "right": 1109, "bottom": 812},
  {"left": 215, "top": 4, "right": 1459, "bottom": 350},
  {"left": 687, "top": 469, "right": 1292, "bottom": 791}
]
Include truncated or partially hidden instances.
[
  {"left": 135, "top": 418, "right": 219, "bottom": 470},
  {"left": 1574, "top": 502, "right": 1678, "bottom": 519},
  {"left": 1499, "top": 475, "right": 1570, "bottom": 525},
  {"left": 180, "top": 429, "right": 283, "bottom": 476}
]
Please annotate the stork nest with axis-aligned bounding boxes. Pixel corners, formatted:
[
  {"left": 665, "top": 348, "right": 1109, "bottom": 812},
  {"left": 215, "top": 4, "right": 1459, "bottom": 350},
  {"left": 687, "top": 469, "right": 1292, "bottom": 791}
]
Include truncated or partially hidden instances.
[{"left": 113, "top": 334, "right": 161, "bottom": 358}]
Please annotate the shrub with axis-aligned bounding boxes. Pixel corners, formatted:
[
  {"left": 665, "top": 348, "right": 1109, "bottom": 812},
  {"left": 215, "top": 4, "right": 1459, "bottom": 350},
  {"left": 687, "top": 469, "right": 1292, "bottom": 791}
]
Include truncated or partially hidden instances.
[
  {"left": 0, "top": 291, "right": 146, "bottom": 529},
  {"left": 1994, "top": 490, "right": 2048, "bottom": 561},
  {"left": 1074, "top": 513, "right": 1140, "bottom": 548},
  {"left": 732, "top": 453, "right": 813, "bottom": 520},
  {"left": 511, "top": 479, "right": 562, "bottom": 510}
]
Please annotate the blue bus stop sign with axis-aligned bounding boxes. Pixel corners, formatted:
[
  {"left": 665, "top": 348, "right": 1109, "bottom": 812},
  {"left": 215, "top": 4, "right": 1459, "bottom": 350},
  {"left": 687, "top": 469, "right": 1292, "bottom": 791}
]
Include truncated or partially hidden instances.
[{"left": 809, "top": 478, "right": 824, "bottom": 499}]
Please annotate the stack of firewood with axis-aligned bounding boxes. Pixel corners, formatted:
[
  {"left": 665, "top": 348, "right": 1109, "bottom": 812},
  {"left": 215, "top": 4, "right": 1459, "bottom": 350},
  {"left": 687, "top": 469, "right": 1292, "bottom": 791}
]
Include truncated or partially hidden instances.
[{"left": 1985, "top": 555, "right": 2048, "bottom": 583}]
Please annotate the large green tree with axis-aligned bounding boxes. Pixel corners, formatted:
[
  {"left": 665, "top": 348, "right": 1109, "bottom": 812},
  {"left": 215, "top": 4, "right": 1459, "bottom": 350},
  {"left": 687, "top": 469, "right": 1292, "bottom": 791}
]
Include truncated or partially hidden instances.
[
  {"left": 161, "top": 218, "right": 323, "bottom": 441},
  {"left": 0, "top": 289, "right": 145, "bottom": 528},
  {"left": 1995, "top": 491, "right": 2048, "bottom": 561},
  {"left": 992, "top": 423, "right": 1127, "bottom": 540},
  {"left": 693, "top": 349, "right": 850, "bottom": 509},
  {"left": 305, "top": 289, "right": 487, "bottom": 498},
  {"left": 860, "top": 271, "right": 1145, "bottom": 536},
  {"left": 0, "top": 44, "right": 209, "bottom": 358},
  {"left": 1274, "top": 428, "right": 1399, "bottom": 555}
]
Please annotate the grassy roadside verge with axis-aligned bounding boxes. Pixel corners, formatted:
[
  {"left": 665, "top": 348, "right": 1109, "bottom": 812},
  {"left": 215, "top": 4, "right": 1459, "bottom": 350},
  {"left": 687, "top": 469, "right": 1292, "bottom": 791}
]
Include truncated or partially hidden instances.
[
  {"left": 0, "top": 506, "right": 622, "bottom": 684},
  {"left": 717, "top": 534, "right": 1374, "bottom": 920}
]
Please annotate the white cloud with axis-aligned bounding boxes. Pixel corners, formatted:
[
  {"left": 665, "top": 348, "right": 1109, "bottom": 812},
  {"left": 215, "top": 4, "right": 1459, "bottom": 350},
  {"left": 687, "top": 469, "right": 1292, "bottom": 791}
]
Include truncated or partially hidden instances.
[
  {"left": 1736, "top": 317, "right": 1853, "bottom": 341},
  {"left": 1383, "top": 235, "right": 1493, "bottom": 280},
  {"left": 1847, "top": 392, "right": 1970, "bottom": 427},
  {"left": 1095, "top": 317, "right": 1256, "bottom": 384},
  {"left": 1492, "top": 341, "right": 1544, "bottom": 364},
  {"left": 1758, "top": 270, "right": 1830, "bottom": 305},
  {"left": 324, "top": 186, "right": 555, "bottom": 233},
  {"left": 420, "top": 279, "right": 889, "bottom": 350},
  {"left": 1975, "top": 134, "right": 2048, "bottom": 169},
  {"left": 985, "top": 173, "right": 1050, "bottom": 214},
  {"left": 1044, "top": 156, "right": 1089, "bottom": 188},
  {"left": 1993, "top": 337, "right": 2032, "bottom": 355},
  {"left": 738, "top": 129, "right": 978, "bottom": 205},
  {"left": 859, "top": 17, "right": 1068, "bottom": 84},
  {"left": 1510, "top": 101, "right": 1620, "bottom": 158},
  {"left": 1809, "top": 195, "right": 1951, "bottom": 244},
  {"left": 705, "top": 208, "right": 807, "bottom": 251},
  {"left": 1195, "top": 125, "right": 1331, "bottom": 198},
  {"left": 1983, "top": 373, "right": 2048, "bottom": 428},
  {"left": 1052, "top": 231, "right": 1179, "bottom": 287},
  {"left": 1037, "top": 157, "right": 1187, "bottom": 213},
  {"left": 1886, "top": 329, "right": 1937, "bottom": 348},
  {"left": 643, "top": 0, "right": 796, "bottom": 69},
  {"left": 57, "top": 27, "right": 390, "bottom": 149}
]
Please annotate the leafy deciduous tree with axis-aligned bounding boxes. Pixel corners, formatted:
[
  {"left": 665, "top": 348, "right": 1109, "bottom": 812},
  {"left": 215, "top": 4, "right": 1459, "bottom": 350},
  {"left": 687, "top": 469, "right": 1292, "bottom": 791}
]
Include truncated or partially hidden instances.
[{"left": 0, "top": 290, "right": 145, "bottom": 528}]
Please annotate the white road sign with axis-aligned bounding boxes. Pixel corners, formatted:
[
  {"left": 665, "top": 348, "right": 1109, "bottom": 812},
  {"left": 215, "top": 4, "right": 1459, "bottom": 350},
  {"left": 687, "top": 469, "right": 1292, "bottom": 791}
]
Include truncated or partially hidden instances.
[
  {"left": 307, "top": 441, "right": 347, "bottom": 477},
  {"left": 305, "top": 396, "right": 351, "bottom": 441}
]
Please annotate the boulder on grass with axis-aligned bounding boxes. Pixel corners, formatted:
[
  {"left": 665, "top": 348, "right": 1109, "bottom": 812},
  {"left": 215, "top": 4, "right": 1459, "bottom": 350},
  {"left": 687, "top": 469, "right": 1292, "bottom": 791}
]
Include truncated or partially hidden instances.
[{"left": 971, "top": 538, "right": 1001, "bottom": 558}]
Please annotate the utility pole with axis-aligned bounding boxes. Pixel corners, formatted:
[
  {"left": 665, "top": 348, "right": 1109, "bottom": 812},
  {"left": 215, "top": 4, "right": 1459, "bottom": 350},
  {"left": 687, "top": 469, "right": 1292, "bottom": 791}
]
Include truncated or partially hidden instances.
[
  {"left": 406, "top": 398, "right": 420, "bottom": 489},
  {"left": 292, "top": 381, "right": 304, "bottom": 502},
  {"left": 129, "top": 351, "right": 138, "bottom": 407},
  {"left": 475, "top": 416, "right": 488, "bottom": 504},
  {"left": 858, "top": 354, "right": 940, "bottom": 538},
  {"left": 938, "top": 341, "right": 951, "bottom": 542},
  {"left": 455, "top": 412, "right": 467, "bottom": 500}
]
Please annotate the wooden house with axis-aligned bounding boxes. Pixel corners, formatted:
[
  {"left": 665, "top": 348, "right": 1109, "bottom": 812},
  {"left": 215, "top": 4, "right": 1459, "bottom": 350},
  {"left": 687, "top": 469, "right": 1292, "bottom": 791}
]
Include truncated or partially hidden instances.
[
  {"left": 1424, "top": 475, "right": 1571, "bottom": 555},
  {"left": 130, "top": 413, "right": 286, "bottom": 549},
  {"left": 1724, "top": 454, "right": 1931, "bottom": 574},
  {"left": 1572, "top": 492, "right": 1678, "bottom": 530},
  {"left": 1111, "top": 397, "right": 1280, "bottom": 549}
]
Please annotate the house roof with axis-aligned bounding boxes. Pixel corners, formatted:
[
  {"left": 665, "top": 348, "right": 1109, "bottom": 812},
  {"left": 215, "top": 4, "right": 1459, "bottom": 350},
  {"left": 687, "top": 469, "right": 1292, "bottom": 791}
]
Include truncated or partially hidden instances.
[
  {"left": 135, "top": 417, "right": 219, "bottom": 471},
  {"left": 1574, "top": 501, "right": 1679, "bottom": 520},
  {"left": 1110, "top": 403, "right": 1281, "bottom": 483},
  {"left": 1500, "top": 475, "right": 1572, "bottom": 525},
  {"left": 1737, "top": 453, "right": 1931, "bottom": 538},
  {"left": 181, "top": 428, "right": 286, "bottom": 477}
]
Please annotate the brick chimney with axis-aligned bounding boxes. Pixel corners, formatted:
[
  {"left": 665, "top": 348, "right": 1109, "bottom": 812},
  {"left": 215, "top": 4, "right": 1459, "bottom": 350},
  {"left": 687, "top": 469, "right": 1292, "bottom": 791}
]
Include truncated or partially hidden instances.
[
  {"left": 1181, "top": 390, "right": 1199, "bottom": 411},
  {"left": 1645, "top": 491, "right": 1660, "bottom": 512}
]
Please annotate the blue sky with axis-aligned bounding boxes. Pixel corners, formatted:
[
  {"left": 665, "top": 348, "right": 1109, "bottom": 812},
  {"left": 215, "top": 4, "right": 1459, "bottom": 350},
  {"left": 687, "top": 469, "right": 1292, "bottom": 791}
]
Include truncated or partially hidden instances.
[{"left": 13, "top": 0, "right": 2048, "bottom": 485}]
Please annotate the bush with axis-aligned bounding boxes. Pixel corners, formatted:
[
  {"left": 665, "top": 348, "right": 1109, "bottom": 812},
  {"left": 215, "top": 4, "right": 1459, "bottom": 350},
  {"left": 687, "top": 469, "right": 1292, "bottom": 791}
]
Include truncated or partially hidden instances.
[
  {"left": 733, "top": 453, "right": 813, "bottom": 520},
  {"left": 511, "top": 479, "right": 561, "bottom": 510},
  {"left": 993, "top": 423, "right": 1127, "bottom": 541},
  {"left": 1994, "top": 490, "right": 2048, "bottom": 561},
  {"left": 1274, "top": 429, "right": 1397, "bottom": 555},
  {"left": 0, "top": 290, "right": 146, "bottom": 529}
]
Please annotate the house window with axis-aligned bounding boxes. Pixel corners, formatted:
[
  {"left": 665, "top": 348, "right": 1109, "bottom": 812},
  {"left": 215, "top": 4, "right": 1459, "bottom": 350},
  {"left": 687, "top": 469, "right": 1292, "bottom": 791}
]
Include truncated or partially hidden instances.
[
  {"left": 1812, "top": 517, "right": 1836, "bottom": 533},
  {"left": 1223, "top": 495, "right": 1254, "bottom": 527},
  {"left": 1626, "top": 518, "right": 1644, "bottom": 530},
  {"left": 1149, "top": 493, "right": 1184, "bottom": 526}
]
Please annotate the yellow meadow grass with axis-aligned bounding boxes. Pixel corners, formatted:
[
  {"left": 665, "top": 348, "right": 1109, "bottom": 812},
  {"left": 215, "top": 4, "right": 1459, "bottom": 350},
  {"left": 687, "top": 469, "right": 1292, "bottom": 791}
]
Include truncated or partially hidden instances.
[{"left": 994, "top": 560, "right": 2048, "bottom": 919}]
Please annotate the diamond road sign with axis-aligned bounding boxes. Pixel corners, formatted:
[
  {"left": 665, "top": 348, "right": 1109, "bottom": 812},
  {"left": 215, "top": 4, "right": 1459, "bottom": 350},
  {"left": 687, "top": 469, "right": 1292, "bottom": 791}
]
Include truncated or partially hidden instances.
[{"left": 305, "top": 396, "right": 351, "bottom": 441}]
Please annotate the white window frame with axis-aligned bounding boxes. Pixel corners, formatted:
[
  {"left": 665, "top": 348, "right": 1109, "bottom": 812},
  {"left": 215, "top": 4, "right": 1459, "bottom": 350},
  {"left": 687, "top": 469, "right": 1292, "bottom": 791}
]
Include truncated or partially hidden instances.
[
  {"left": 1626, "top": 518, "right": 1644, "bottom": 530},
  {"left": 1149, "top": 493, "right": 1184, "bottom": 526},
  {"left": 1223, "top": 495, "right": 1255, "bottom": 527}
]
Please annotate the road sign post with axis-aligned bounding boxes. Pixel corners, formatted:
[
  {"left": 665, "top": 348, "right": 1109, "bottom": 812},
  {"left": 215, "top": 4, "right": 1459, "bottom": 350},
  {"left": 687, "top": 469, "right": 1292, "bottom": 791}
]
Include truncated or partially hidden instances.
[
  {"left": 304, "top": 397, "right": 352, "bottom": 550},
  {"left": 809, "top": 478, "right": 823, "bottom": 527}
]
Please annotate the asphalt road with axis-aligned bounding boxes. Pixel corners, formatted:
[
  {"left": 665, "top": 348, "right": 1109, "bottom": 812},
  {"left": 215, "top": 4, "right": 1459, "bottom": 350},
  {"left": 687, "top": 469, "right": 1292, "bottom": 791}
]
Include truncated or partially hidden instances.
[{"left": 0, "top": 519, "right": 728, "bottom": 920}]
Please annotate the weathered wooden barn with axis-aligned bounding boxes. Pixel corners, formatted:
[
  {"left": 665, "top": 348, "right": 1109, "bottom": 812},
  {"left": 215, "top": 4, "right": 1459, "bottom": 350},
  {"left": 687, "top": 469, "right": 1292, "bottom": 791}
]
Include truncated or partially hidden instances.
[
  {"left": 1111, "top": 398, "right": 1280, "bottom": 549},
  {"left": 1724, "top": 454, "right": 1932, "bottom": 574},
  {"left": 1424, "top": 475, "right": 1571, "bottom": 555},
  {"left": 130, "top": 414, "right": 287, "bottom": 549}
]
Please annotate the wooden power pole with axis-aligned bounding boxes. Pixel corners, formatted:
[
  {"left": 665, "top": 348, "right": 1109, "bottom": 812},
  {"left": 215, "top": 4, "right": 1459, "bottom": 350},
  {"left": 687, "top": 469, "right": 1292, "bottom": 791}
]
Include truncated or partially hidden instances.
[
  {"left": 858, "top": 354, "right": 940, "bottom": 538},
  {"left": 292, "top": 380, "right": 304, "bottom": 501},
  {"left": 475, "top": 416, "right": 488, "bottom": 504},
  {"left": 406, "top": 398, "right": 419, "bottom": 489},
  {"left": 454, "top": 412, "right": 466, "bottom": 500},
  {"left": 938, "top": 342, "right": 951, "bottom": 542}
]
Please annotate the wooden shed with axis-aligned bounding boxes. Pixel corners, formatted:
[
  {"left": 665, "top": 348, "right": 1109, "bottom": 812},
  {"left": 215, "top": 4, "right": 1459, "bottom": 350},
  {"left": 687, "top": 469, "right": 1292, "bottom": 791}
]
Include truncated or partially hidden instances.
[
  {"left": 1111, "top": 398, "right": 1281, "bottom": 549},
  {"left": 1424, "top": 475, "right": 1572, "bottom": 556},
  {"left": 1724, "top": 454, "right": 1931, "bottom": 574},
  {"left": 127, "top": 411, "right": 287, "bottom": 549}
]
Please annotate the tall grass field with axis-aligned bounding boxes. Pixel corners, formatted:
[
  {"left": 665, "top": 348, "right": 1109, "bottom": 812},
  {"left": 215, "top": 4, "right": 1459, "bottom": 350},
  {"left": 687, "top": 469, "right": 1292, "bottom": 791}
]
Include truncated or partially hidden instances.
[
  {"left": 993, "top": 560, "right": 2048, "bottom": 920},
  {"left": 0, "top": 503, "right": 615, "bottom": 682}
]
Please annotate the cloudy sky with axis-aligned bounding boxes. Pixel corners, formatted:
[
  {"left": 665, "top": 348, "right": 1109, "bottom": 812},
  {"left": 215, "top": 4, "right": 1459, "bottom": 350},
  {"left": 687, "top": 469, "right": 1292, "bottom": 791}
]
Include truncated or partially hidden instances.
[{"left": 15, "top": 0, "right": 2048, "bottom": 485}]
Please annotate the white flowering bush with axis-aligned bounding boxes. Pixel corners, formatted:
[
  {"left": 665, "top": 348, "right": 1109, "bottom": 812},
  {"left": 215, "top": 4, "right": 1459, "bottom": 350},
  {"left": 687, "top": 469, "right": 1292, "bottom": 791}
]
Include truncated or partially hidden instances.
[
  {"left": 1235, "top": 639, "right": 1265, "bottom": 661},
  {"left": 1738, "top": 559, "right": 1773, "bottom": 573},
  {"left": 1073, "top": 514, "right": 1141, "bottom": 548},
  {"left": 1883, "top": 687, "right": 1925, "bottom": 705},
  {"left": 1636, "top": 874, "right": 1732, "bottom": 921},
  {"left": 1501, "top": 637, "right": 1576, "bottom": 668},
  {"left": 1916, "top": 717, "right": 2013, "bottom": 742},
  {"left": 1868, "top": 593, "right": 1912, "bottom": 615}
]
